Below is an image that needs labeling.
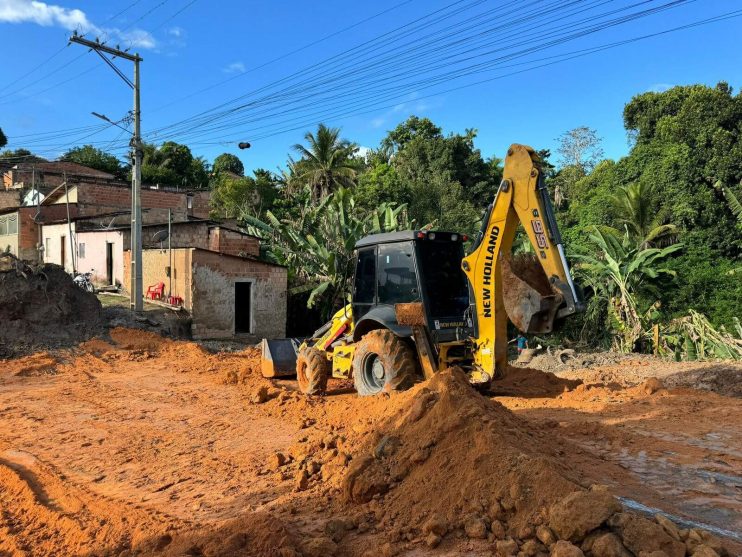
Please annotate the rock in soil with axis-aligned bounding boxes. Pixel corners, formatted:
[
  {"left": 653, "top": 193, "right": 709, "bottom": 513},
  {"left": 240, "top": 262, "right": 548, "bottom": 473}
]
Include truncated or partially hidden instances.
[
  {"left": 551, "top": 540, "right": 586, "bottom": 557},
  {"left": 607, "top": 513, "right": 685, "bottom": 557},
  {"left": 548, "top": 485, "right": 622, "bottom": 542}
]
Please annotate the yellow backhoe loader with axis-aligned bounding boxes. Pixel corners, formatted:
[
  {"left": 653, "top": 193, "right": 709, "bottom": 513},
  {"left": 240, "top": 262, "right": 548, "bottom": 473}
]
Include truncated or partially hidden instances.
[{"left": 260, "top": 144, "right": 583, "bottom": 395}]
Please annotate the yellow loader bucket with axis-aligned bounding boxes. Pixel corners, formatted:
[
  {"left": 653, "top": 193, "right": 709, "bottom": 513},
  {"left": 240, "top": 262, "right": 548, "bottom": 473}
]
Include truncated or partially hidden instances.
[{"left": 501, "top": 254, "right": 564, "bottom": 334}]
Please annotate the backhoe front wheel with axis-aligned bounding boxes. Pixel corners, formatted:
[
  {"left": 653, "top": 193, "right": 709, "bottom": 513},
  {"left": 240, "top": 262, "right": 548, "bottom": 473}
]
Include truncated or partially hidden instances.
[
  {"left": 352, "top": 329, "right": 417, "bottom": 396},
  {"left": 296, "top": 347, "right": 330, "bottom": 395}
]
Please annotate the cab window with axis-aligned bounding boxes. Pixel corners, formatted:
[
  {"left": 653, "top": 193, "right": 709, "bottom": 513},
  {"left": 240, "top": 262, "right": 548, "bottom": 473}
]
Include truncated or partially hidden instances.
[
  {"left": 377, "top": 242, "right": 418, "bottom": 304},
  {"left": 354, "top": 247, "right": 376, "bottom": 304}
]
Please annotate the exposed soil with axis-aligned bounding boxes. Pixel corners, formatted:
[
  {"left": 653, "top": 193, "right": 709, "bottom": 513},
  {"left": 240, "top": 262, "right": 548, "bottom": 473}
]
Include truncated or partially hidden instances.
[
  {"left": 0, "top": 329, "right": 740, "bottom": 556},
  {"left": 0, "top": 254, "right": 103, "bottom": 358}
]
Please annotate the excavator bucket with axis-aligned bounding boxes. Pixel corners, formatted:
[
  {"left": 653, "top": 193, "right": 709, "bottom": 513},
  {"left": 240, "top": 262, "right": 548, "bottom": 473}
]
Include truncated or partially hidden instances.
[
  {"left": 501, "top": 254, "right": 564, "bottom": 334},
  {"left": 260, "top": 338, "right": 302, "bottom": 378}
]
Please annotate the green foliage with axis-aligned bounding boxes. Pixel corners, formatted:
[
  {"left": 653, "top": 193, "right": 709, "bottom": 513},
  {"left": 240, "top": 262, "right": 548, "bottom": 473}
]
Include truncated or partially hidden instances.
[
  {"left": 212, "top": 153, "right": 244, "bottom": 177},
  {"left": 210, "top": 169, "right": 280, "bottom": 221},
  {"left": 139, "top": 141, "right": 209, "bottom": 189},
  {"left": 0, "top": 128, "right": 6, "bottom": 150},
  {"left": 0, "top": 148, "right": 45, "bottom": 164},
  {"left": 659, "top": 310, "right": 742, "bottom": 361},
  {"left": 661, "top": 241, "right": 742, "bottom": 330},
  {"left": 61, "top": 145, "right": 125, "bottom": 179},
  {"left": 248, "top": 187, "right": 411, "bottom": 318},
  {"left": 574, "top": 227, "right": 682, "bottom": 351},
  {"left": 383, "top": 116, "right": 499, "bottom": 233},
  {"left": 291, "top": 123, "right": 358, "bottom": 200},
  {"left": 355, "top": 161, "right": 410, "bottom": 210},
  {"left": 621, "top": 83, "right": 742, "bottom": 254}
]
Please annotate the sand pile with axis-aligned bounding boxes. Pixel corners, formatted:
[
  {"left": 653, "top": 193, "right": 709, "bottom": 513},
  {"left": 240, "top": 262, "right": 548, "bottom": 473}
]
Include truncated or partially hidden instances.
[{"left": 0, "top": 254, "right": 102, "bottom": 357}]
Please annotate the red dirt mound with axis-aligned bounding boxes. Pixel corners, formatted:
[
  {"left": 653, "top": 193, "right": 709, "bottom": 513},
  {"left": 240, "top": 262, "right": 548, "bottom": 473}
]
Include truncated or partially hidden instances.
[{"left": 341, "top": 368, "right": 583, "bottom": 536}]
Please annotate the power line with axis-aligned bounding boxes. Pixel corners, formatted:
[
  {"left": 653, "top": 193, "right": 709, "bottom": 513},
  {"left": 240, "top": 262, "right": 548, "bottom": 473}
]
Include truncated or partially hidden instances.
[
  {"left": 151, "top": 0, "right": 694, "bottom": 144},
  {"left": 149, "top": 0, "right": 416, "bottom": 113},
  {"left": 177, "top": 1, "right": 725, "bottom": 147}
]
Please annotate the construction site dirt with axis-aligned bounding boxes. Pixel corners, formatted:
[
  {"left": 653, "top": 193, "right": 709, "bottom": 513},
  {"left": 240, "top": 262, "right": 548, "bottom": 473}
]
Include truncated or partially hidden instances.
[{"left": 1, "top": 328, "right": 740, "bottom": 556}]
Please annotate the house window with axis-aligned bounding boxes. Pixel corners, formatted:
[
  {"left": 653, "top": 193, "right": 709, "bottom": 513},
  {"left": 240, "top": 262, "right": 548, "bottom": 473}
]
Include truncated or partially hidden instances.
[
  {"left": 78, "top": 242, "right": 86, "bottom": 259},
  {"left": 45, "top": 238, "right": 50, "bottom": 257},
  {"left": 8, "top": 216, "right": 17, "bottom": 234},
  {"left": 0, "top": 218, "right": 6, "bottom": 236}
]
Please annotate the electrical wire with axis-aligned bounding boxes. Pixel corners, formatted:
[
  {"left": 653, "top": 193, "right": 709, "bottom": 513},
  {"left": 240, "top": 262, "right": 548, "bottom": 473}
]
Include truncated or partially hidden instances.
[{"left": 151, "top": 0, "right": 695, "bottom": 144}]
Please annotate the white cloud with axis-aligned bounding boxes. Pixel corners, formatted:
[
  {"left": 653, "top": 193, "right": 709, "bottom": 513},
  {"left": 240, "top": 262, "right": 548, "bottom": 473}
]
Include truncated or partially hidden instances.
[
  {"left": 167, "top": 26, "right": 184, "bottom": 38},
  {"left": 369, "top": 94, "right": 440, "bottom": 129},
  {"left": 223, "top": 61, "right": 246, "bottom": 74},
  {"left": 0, "top": 0, "right": 156, "bottom": 48},
  {"left": 356, "top": 146, "right": 372, "bottom": 160}
]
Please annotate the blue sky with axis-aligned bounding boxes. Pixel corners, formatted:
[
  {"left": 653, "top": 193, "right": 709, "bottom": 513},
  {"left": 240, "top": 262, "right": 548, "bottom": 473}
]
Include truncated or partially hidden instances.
[{"left": 2, "top": 0, "right": 742, "bottom": 176}]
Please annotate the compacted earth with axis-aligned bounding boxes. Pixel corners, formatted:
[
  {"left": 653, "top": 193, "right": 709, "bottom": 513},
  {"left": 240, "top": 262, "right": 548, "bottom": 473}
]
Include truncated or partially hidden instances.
[{"left": 0, "top": 328, "right": 740, "bottom": 556}]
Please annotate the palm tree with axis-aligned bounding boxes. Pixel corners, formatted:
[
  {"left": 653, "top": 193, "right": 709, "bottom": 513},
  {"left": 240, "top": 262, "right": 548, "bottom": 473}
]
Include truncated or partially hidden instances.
[
  {"left": 292, "top": 124, "right": 358, "bottom": 201},
  {"left": 609, "top": 182, "right": 677, "bottom": 248},
  {"left": 575, "top": 226, "right": 682, "bottom": 351}
]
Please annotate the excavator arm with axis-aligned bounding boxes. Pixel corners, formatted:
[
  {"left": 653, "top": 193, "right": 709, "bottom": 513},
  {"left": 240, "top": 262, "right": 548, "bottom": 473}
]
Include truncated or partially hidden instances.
[{"left": 461, "top": 144, "right": 582, "bottom": 382}]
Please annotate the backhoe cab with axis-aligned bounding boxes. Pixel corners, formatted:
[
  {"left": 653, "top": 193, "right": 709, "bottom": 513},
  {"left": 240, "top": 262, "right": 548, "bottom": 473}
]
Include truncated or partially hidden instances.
[{"left": 261, "top": 144, "right": 583, "bottom": 395}]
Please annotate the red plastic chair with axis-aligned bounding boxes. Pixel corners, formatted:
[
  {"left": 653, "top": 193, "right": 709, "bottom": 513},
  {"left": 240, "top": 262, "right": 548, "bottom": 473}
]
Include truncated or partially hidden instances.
[{"left": 145, "top": 282, "right": 165, "bottom": 300}]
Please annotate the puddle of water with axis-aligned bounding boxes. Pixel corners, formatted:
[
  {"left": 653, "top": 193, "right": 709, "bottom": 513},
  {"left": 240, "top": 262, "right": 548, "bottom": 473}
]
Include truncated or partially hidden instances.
[{"left": 620, "top": 497, "right": 742, "bottom": 543}]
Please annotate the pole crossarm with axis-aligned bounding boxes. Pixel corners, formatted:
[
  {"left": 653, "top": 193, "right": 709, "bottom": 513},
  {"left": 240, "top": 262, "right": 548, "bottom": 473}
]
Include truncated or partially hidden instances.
[{"left": 69, "top": 33, "right": 142, "bottom": 62}]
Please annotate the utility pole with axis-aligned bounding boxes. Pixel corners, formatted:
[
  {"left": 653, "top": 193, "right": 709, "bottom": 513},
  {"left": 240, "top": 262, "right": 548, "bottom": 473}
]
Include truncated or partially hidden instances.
[{"left": 69, "top": 32, "right": 144, "bottom": 311}]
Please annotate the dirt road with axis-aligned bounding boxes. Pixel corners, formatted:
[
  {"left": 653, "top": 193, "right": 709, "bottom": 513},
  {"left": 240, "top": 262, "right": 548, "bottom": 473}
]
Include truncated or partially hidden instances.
[{"left": 0, "top": 329, "right": 740, "bottom": 556}]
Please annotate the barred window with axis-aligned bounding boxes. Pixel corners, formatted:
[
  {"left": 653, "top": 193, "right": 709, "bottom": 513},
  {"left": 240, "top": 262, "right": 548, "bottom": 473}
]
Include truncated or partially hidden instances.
[{"left": 8, "top": 216, "right": 17, "bottom": 234}]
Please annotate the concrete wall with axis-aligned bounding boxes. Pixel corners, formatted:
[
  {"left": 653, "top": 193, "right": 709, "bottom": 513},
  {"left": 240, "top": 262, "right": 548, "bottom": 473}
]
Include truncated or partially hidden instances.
[
  {"left": 0, "top": 212, "right": 19, "bottom": 255},
  {"left": 123, "top": 248, "right": 193, "bottom": 307},
  {"left": 41, "top": 222, "right": 76, "bottom": 273},
  {"left": 13, "top": 205, "right": 78, "bottom": 262},
  {"left": 190, "top": 249, "right": 286, "bottom": 341},
  {"left": 76, "top": 229, "right": 124, "bottom": 286}
]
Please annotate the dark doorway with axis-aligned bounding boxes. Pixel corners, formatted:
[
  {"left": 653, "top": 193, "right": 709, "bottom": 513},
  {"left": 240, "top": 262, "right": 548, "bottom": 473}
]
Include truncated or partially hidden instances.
[
  {"left": 60, "top": 235, "right": 66, "bottom": 268},
  {"left": 106, "top": 242, "right": 114, "bottom": 285},
  {"left": 234, "top": 282, "right": 251, "bottom": 333}
]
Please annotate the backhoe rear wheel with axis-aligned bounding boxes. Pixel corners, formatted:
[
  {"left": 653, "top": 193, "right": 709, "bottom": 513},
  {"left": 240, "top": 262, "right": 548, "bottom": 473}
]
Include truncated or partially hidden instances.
[
  {"left": 352, "top": 329, "right": 417, "bottom": 396},
  {"left": 296, "top": 347, "right": 330, "bottom": 396}
]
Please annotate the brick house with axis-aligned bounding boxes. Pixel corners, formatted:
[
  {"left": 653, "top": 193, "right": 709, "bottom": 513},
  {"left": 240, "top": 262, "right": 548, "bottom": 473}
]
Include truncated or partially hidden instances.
[
  {"left": 2, "top": 160, "right": 211, "bottom": 264},
  {"left": 123, "top": 248, "right": 286, "bottom": 341}
]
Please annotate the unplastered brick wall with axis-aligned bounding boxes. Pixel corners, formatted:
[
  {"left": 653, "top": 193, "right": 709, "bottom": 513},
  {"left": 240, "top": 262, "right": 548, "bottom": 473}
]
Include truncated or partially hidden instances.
[
  {"left": 76, "top": 183, "right": 211, "bottom": 220},
  {"left": 190, "top": 249, "right": 286, "bottom": 340},
  {"left": 0, "top": 191, "right": 19, "bottom": 210},
  {"left": 208, "top": 227, "right": 260, "bottom": 257}
]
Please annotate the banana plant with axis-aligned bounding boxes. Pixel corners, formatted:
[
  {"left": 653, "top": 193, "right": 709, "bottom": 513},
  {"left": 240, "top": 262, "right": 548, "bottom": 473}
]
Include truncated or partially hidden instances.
[
  {"left": 245, "top": 187, "right": 414, "bottom": 319},
  {"left": 574, "top": 226, "right": 682, "bottom": 352}
]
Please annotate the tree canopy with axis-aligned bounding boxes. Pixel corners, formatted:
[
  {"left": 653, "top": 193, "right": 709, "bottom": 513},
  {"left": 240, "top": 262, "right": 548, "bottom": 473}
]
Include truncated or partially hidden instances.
[
  {"left": 61, "top": 145, "right": 125, "bottom": 179},
  {"left": 212, "top": 153, "right": 244, "bottom": 177}
]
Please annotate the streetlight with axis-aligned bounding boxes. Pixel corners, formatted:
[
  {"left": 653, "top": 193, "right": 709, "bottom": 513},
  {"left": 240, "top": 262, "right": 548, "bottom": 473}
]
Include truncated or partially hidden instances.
[{"left": 238, "top": 142, "right": 251, "bottom": 150}]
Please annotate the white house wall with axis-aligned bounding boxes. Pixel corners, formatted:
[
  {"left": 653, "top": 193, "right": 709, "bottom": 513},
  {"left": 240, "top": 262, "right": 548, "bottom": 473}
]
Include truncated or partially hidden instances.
[{"left": 76, "top": 230, "right": 124, "bottom": 286}]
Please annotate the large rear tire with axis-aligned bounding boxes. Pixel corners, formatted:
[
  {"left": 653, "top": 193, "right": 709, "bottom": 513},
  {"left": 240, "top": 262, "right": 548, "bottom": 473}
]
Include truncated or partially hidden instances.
[
  {"left": 296, "top": 347, "right": 330, "bottom": 395},
  {"left": 352, "top": 329, "right": 418, "bottom": 396}
]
